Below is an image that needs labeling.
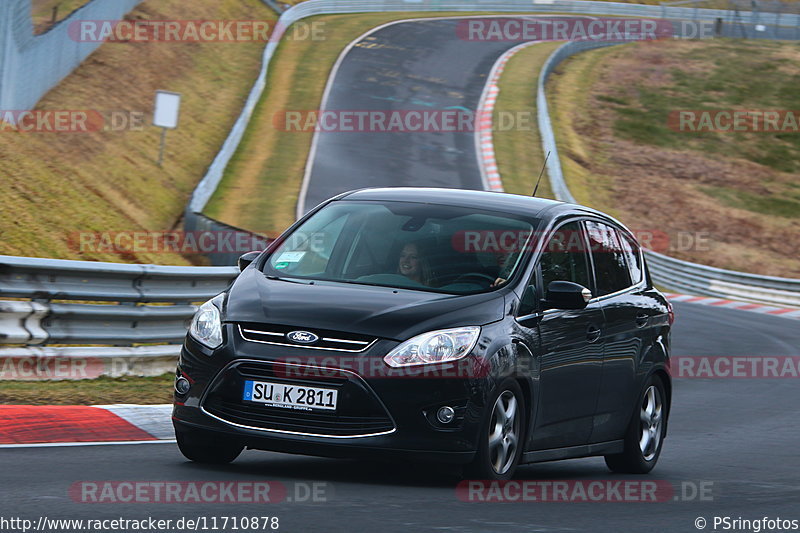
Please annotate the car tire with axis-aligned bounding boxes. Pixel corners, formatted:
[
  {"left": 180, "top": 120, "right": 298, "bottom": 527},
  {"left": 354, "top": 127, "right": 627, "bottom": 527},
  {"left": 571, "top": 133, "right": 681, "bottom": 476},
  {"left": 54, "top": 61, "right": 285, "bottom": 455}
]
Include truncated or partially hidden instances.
[
  {"left": 604, "top": 375, "right": 667, "bottom": 474},
  {"left": 464, "top": 378, "right": 526, "bottom": 480},
  {"left": 176, "top": 428, "right": 244, "bottom": 464}
]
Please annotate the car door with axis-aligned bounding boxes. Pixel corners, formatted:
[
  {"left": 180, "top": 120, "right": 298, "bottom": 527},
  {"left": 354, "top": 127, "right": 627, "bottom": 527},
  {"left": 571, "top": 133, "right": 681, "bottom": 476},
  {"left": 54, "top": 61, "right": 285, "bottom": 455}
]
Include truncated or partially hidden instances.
[
  {"left": 583, "top": 221, "right": 651, "bottom": 443},
  {"left": 518, "top": 220, "right": 605, "bottom": 450}
]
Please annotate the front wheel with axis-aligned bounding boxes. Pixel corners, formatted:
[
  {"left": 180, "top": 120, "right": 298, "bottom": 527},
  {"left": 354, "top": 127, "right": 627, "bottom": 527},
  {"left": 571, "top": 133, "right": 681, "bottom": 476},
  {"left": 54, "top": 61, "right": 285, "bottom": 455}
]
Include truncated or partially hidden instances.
[
  {"left": 605, "top": 375, "right": 667, "bottom": 474},
  {"left": 176, "top": 428, "right": 244, "bottom": 464},
  {"left": 464, "top": 379, "right": 526, "bottom": 480}
]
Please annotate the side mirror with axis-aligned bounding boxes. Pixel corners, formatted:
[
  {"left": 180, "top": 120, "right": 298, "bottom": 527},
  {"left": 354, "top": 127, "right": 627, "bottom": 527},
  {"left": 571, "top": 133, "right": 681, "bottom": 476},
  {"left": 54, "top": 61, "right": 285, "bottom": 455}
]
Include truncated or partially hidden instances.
[
  {"left": 543, "top": 281, "right": 592, "bottom": 310},
  {"left": 238, "top": 251, "right": 262, "bottom": 272}
]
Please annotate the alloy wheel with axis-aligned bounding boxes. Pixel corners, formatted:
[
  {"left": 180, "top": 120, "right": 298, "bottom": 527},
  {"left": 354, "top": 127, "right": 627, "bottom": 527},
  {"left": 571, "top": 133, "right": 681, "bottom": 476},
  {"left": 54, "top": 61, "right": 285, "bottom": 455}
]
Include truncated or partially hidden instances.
[
  {"left": 639, "top": 385, "right": 663, "bottom": 461},
  {"left": 488, "top": 391, "right": 520, "bottom": 475}
]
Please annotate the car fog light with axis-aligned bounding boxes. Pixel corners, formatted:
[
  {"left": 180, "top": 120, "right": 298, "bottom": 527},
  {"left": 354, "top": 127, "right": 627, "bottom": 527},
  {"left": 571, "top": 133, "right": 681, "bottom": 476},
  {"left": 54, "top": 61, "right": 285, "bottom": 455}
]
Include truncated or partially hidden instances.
[
  {"left": 437, "top": 406, "right": 455, "bottom": 424},
  {"left": 175, "top": 377, "right": 191, "bottom": 395}
]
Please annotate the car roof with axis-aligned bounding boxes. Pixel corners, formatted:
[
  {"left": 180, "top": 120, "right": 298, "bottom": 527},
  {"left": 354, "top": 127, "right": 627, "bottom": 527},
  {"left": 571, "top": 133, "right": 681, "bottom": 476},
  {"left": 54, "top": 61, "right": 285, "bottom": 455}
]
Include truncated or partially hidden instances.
[{"left": 338, "top": 187, "right": 609, "bottom": 222}]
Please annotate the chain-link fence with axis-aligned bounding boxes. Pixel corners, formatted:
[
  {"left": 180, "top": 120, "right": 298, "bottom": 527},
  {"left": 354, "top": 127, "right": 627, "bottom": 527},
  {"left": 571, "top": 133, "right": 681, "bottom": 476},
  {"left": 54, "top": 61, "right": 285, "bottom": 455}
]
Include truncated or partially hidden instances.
[
  {"left": 0, "top": 0, "right": 142, "bottom": 114},
  {"left": 661, "top": 0, "right": 800, "bottom": 38}
]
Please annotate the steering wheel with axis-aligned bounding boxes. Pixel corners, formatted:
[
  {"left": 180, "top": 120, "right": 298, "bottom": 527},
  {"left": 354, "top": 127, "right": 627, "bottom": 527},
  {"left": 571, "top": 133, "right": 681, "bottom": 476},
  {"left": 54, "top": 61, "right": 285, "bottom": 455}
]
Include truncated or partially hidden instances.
[{"left": 452, "top": 272, "right": 497, "bottom": 286}]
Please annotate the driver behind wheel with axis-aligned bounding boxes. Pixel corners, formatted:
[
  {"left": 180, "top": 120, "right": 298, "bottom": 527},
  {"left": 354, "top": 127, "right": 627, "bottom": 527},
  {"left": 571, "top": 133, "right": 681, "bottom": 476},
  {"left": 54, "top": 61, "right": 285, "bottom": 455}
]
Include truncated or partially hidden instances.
[
  {"left": 491, "top": 250, "right": 520, "bottom": 288},
  {"left": 397, "top": 242, "right": 434, "bottom": 286}
]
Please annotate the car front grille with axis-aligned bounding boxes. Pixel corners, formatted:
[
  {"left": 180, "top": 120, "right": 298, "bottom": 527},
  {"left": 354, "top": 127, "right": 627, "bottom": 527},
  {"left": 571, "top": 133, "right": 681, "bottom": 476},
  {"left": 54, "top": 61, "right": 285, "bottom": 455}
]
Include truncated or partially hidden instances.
[
  {"left": 237, "top": 323, "right": 376, "bottom": 353},
  {"left": 202, "top": 359, "right": 395, "bottom": 438}
]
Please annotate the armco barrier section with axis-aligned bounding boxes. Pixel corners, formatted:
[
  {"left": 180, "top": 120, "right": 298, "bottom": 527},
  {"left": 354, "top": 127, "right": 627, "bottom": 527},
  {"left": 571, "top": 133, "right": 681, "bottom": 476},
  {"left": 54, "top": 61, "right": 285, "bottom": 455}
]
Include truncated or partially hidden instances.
[
  {"left": 0, "top": 255, "right": 239, "bottom": 379},
  {"left": 536, "top": 39, "right": 800, "bottom": 305},
  {"left": 0, "top": 0, "right": 143, "bottom": 113}
]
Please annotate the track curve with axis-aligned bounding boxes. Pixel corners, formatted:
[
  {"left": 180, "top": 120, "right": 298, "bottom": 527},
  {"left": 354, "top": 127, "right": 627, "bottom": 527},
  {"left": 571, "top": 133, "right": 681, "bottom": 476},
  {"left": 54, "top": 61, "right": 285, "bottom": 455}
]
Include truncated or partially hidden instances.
[{"left": 299, "top": 18, "right": 522, "bottom": 214}]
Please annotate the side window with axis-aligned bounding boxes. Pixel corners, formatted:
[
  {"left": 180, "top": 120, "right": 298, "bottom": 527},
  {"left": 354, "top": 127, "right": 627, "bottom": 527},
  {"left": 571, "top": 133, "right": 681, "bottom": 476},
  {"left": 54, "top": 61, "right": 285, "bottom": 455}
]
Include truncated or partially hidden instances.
[
  {"left": 619, "top": 232, "right": 643, "bottom": 285},
  {"left": 540, "top": 221, "right": 592, "bottom": 292},
  {"left": 585, "top": 221, "right": 632, "bottom": 296}
]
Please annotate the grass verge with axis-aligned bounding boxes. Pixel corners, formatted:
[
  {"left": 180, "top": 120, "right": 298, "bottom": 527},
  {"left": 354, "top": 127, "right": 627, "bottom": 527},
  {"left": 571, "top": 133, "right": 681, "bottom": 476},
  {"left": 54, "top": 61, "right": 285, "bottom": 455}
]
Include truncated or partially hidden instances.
[
  {"left": 0, "top": 374, "right": 174, "bottom": 405},
  {"left": 545, "top": 39, "right": 800, "bottom": 277},
  {"left": 492, "top": 42, "right": 562, "bottom": 199},
  {"left": 0, "top": 0, "right": 274, "bottom": 264}
]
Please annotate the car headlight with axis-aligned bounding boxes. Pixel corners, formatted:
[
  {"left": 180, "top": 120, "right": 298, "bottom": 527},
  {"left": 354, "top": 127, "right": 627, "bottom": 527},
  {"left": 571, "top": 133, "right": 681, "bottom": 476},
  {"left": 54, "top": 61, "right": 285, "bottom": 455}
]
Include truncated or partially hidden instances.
[
  {"left": 189, "top": 296, "right": 223, "bottom": 349},
  {"left": 383, "top": 326, "right": 481, "bottom": 368}
]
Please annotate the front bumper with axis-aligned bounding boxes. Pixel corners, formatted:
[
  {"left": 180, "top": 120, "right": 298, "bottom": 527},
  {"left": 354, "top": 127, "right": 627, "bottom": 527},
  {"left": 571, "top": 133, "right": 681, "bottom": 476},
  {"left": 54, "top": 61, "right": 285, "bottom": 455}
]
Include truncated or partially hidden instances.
[{"left": 172, "top": 325, "right": 496, "bottom": 464}]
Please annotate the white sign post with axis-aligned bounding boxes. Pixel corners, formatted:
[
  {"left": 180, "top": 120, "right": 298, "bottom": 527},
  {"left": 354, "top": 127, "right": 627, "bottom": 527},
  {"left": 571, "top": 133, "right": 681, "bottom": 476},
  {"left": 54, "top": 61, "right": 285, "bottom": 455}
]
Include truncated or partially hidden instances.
[{"left": 153, "top": 91, "right": 181, "bottom": 167}]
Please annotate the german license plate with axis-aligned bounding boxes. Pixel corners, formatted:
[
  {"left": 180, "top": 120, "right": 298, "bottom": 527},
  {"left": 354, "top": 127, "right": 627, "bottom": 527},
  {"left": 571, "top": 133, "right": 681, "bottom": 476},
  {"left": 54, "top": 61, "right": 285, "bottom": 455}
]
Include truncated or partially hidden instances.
[{"left": 243, "top": 380, "right": 337, "bottom": 411}]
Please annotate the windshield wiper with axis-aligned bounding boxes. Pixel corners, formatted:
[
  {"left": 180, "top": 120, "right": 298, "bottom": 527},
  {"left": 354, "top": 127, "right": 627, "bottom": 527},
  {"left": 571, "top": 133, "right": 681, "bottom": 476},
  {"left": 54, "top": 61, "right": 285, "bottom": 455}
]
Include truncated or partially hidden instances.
[{"left": 263, "top": 274, "right": 304, "bottom": 284}]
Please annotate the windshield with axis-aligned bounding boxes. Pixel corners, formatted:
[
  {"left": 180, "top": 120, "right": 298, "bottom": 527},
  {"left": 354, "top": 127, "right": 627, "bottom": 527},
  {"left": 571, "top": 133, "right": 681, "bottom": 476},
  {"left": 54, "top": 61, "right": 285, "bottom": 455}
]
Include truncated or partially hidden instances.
[{"left": 264, "top": 200, "right": 538, "bottom": 295}]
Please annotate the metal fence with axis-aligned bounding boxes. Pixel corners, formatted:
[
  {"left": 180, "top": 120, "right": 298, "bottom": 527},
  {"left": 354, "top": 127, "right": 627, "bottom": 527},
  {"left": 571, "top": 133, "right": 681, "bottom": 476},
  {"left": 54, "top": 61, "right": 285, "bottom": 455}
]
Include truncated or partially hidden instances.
[
  {"left": 0, "top": 0, "right": 143, "bottom": 113},
  {"left": 661, "top": 0, "right": 800, "bottom": 39}
]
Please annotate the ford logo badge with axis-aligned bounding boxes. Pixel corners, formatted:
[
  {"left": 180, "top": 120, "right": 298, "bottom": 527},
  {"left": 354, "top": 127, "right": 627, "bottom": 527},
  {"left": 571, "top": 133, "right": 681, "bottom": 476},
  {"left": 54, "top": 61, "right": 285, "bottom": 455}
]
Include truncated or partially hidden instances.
[{"left": 286, "top": 330, "right": 319, "bottom": 345}]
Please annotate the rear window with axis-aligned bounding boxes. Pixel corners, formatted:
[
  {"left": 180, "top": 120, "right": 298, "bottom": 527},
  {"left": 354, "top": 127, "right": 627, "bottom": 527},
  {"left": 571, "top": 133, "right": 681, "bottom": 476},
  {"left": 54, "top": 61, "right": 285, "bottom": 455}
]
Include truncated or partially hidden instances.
[
  {"left": 619, "top": 232, "right": 644, "bottom": 285},
  {"left": 585, "top": 221, "right": 633, "bottom": 296}
]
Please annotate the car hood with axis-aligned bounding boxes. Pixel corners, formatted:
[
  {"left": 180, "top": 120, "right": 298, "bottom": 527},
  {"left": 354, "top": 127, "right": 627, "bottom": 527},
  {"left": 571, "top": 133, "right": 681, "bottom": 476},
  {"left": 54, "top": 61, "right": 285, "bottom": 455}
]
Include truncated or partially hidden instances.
[{"left": 223, "top": 268, "right": 506, "bottom": 341}]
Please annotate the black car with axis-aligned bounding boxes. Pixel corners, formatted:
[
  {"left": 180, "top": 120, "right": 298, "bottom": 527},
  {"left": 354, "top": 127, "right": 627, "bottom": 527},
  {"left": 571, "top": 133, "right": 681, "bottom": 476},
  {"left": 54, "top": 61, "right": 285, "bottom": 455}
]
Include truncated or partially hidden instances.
[{"left": 173, "top": 188, "right": 673, "bottom": 480}]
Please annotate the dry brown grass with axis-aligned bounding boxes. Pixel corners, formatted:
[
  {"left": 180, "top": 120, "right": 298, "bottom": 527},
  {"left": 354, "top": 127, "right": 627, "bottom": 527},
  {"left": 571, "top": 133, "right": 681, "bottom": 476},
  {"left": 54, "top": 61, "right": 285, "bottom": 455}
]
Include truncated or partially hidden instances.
[
  {"left": 0, "top": 374, "right": 174, "bottom": 405},
  {"left": 1, "top": 0, "right": 274, "bottom": 264},
  {"left": 30, "top": 0, "right": 92, "bottom": 34},
  {"left": 547, "top": 39, "right": 800, "bottom": 277}
]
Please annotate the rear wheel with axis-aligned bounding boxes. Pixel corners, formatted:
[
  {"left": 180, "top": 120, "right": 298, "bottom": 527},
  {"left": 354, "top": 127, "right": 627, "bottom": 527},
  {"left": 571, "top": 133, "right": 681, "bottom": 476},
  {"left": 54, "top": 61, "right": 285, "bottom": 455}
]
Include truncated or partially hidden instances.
[
  {"left": 176, "top": 428, "right": 243, "bottom": 464},
  {"left": 464, "top": 379, "right": 525, "bottom": 480},
  {"left": 605, "top": 375, "right": 666, "bottom": 474}
]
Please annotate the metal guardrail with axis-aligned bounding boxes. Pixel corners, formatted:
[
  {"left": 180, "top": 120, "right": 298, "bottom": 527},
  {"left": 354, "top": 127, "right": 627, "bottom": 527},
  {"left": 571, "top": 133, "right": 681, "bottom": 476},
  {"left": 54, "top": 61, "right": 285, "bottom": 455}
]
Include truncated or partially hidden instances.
[
  {"left": 645, "top": 251, "right": 800, "bottom": 306},
  {"left": 0, "top": 255, "right": 238, "bottom": 365},
  {"left": 536, "top": 40, "right": 800, "bottom": 307}
]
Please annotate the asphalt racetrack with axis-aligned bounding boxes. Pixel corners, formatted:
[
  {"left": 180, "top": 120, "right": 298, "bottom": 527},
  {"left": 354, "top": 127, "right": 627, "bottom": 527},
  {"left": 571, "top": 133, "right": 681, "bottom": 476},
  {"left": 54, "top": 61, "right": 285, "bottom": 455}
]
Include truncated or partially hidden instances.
[
  {"left": 300, "top": 18, "right": 516, "bottom": 213},
  {"left": 2, "top": 303, "right": 799, "bottom": 532},
  {"left": 2, "top": 18, "right": 799, "bottom": 533}
]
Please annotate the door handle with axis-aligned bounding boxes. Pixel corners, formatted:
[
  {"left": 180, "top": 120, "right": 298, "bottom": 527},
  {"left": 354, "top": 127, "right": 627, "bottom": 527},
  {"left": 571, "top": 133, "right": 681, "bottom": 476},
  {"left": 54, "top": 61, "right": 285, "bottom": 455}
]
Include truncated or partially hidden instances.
[
  {"left": 636, "top": 313, "right": 649, "bottom": 328},
  {"left": 586, "top": 325, "right": 601, "bottom": 343}
]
